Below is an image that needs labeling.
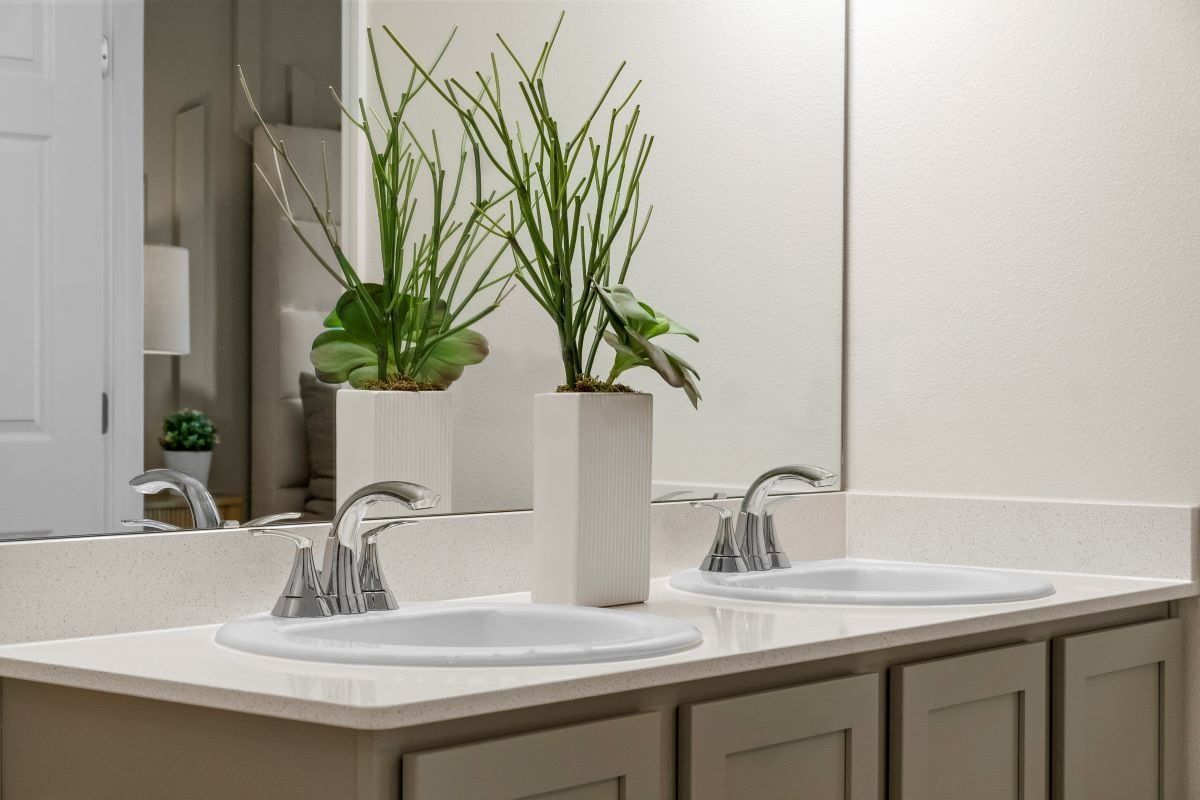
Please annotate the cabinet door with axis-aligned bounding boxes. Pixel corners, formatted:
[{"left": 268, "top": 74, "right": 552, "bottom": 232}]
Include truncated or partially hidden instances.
[
  {"left": 402, "top": 711, "right": 663, "bottom": 800},
  {"left": 892, "top": 641, "right": 1047, "bottom": 800},
  {"left": 1053, "top": 618, "right": 1182, "bottom": 800},
  {"left": 679, "top": 673, "right": 881, "bottom": 800}
]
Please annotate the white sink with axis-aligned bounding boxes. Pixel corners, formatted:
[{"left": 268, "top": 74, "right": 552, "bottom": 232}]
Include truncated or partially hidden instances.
[
  {"left": 215, "top": 602, "right": 702, "bottom": 667},
  {"left": 670, "top": 559, "right": 1056, "bottom": 606}
]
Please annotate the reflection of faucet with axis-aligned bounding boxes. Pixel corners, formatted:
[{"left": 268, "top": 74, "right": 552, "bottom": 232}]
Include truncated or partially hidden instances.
[
  {"left": 734, "top": 465, "right": 837, "bottom": 571},
  {"left": 321, "top": 481, "right": 440, "bottom": 614},
  {"left": 123, "top": 469, "right": 302, "bottom": 531},
  {"left": 126, "top": 469, "right": 222, "bottom": 529}
]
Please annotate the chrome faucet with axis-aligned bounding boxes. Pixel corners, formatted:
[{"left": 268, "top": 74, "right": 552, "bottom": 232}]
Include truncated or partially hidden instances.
[
  {"left": 737, "top": 465, "right": 837, "bottom": 570},
  {"left": 126, "top": 469, "right": 223, "bottom": 529},
  {"left": 697, "top": 465, "right": 837, "bottom": 572},
  {"left": 321, "top": 481, "right": 440, "bottom": 614},
  {"left": 123, "top": 468, "right": 301, "bottom": 531}
]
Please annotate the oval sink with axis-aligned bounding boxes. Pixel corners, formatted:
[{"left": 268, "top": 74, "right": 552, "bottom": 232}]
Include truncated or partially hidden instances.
[
  {"left": 215, "top": 602, "right": 702, "bottom": 667},
  {"left": 670, "top": 559, "right": 1055, "bottom": 606}
]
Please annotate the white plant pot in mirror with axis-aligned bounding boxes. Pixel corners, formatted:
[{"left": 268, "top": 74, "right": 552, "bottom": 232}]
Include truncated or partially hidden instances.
[
  {"left": 532, "top": 392, "right": 653, "bottom": 607},
  {"left": 336, "top": 389, "right": 453, "bottom": 518},
  {"left": 163, "top": 449, "right": 212, "bottom": 487}
]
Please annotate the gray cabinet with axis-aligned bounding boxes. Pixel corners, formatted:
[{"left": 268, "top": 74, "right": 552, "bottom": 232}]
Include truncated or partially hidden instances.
[
  {"left": 678, "top": 672, "right": 881, "bottom": 800},
  {"left": 891, "top": 641, "right": 1048, "bottom": 800},
  {"left": 401, "top": 711, "right": 663, "bottom": 800},
  {"left": 1053, "top": 618, "right": 1182, "bottom": 800}
]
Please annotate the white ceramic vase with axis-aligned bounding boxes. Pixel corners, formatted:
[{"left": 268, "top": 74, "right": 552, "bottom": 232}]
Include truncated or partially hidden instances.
[
  {"left": 163, "top": 449, "right": 213, "bottom": 487},
  {"left": 532, "top": 392, "right": 653, "bottom": 607},
  {"left": 336, "top": 389, "right": 453, "bottom": 517}
]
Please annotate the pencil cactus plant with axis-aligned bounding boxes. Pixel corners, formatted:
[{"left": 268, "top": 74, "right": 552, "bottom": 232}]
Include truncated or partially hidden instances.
[
  {"left": 386, "top": 13, "right": 701, "bottom": 406},
  {"left": 237, "top": 27, "right": 516, "bottom": 390}
]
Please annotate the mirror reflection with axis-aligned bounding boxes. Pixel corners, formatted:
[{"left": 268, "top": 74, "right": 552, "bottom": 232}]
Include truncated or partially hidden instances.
[{"left": 0, "top": 0, "right": 844, "bottom": 540}]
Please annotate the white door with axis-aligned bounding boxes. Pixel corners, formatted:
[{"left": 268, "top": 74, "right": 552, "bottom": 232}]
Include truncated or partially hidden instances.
[{"left": 0, "top": 0, "right": 108, "bottom": 537}]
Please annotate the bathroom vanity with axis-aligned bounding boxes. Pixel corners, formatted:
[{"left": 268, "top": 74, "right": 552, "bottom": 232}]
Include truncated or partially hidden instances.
[{"left": 0, "top": 568, "right": 1188, "bottom": 800}]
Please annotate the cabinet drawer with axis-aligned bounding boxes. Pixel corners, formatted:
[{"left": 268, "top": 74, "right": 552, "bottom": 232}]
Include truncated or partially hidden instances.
[
  {"left": 679, "top": 672, "right": 882, "bottom": 800},
  {"left": 402, "top": 711, "right": 663, "bottom": 800},
  {"left": 1053, "top": 618, "right": 1182, "bottom": 800},
  {"left": 891, "top": 640, "right": 1048, "bottom": 800}
]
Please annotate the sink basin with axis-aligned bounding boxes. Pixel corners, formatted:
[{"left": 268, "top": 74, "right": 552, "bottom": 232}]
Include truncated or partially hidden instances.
[
  {"left": 215, "top": 602, "right": 702, "bottom": 667},
  {"left": 670, "top": 559, "right": 1056, "bottom": 606}
]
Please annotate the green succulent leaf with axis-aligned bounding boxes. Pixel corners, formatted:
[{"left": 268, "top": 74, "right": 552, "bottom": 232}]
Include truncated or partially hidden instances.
[
  {"left": 310, "top": 329, "right": 378, "bottom": 384},
  {"left": 412, "top": 298, "right": 450, "bottom": 331},
  {"left": 598, "top": 285, "right": 658, "bottom": 327},
  {"left": 333, "top": 284, "right": 388, "bottom": 345},
  {"left": 346, "top": 364, "right": 382, "bottom": 389},
  {"left": 596, "top": 284, "right": 701, "bottom": 408},
  {"left": 412, "top": 328, "right": 490, "bottom": 387}
]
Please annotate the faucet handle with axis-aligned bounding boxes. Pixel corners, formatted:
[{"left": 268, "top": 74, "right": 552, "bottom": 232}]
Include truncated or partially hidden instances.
[
  {"left": 252, "top": 529, "right": 333, "bottom": 618},
  {"left": 764, "top": 492, "right": 808, "bottom": 513},
  {"left": 242, "top": 511, "right": 303, "bottom": 528},
  {"left": 692, "top": 502, "right": 748, "bottom": 574},
  {"left": 122, "top": 518, "right": 181, "bottom": 532},
  {"left": 357, "top": 520, "right": 414, "bottom": 611},
  {"left": 760, "top": 495, "right": 807, "bottom": 571}
]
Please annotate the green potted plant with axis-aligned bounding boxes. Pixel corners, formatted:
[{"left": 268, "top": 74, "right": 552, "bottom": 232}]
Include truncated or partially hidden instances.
[
  {"left": 160, "top": 409, "right": 219, "bottom": 486},
  {"left": 238, "top": 29, "right": 514, "bottom": 514},
  {"left": 390, "top": 14, "right": 700, "bottom": 605}
]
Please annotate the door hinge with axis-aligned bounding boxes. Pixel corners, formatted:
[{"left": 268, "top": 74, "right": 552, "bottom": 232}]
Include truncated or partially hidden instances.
[
  {"left": 100, "top": 35, "right": 111, "bottom": 78},
  {"left": 101, "top": 392, "right": 109, "bottom": 434}
]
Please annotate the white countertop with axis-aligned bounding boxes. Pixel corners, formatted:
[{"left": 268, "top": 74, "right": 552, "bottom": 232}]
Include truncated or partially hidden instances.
[{"left": 0, "top": 569, "right": 1191, "bottom": 730}]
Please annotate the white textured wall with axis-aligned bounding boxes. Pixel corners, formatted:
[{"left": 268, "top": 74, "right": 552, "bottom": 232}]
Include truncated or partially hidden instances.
[
  {"left": 358, "top": 1, "right": 846, "bottom": 512},
  {"left": 844, "top": 0, "right": 1200, "bottom": 789},
  {"left": 846, "top": 0, "right": 1200, "bottom": 504}
]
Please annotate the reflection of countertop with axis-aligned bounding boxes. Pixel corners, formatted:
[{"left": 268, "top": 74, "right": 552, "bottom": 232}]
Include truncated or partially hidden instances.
[{"left": 0, "top": 570, "right": 1191, "bottom": 730}]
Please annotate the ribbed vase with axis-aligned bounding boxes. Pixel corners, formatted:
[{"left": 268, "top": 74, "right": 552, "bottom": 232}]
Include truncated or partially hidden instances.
[
  {"left": 532, "top": 392, "right": 653, "bottom": 606},
  {"left": 335, "top": 389, "right": 452, "bottom": 517}
]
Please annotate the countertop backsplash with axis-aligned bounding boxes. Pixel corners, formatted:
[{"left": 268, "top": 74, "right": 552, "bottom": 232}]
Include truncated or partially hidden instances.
[
  {"left": 1, "top": 491, "right": 1193, "bottom": 646},
  {"left": 0, "top": 494, "right": 847, "bottom": 645}
]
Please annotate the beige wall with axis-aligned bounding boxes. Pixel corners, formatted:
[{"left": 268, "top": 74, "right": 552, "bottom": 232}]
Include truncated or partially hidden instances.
[
  {"left": 143, "top": 0, "right": 339, "bottom": 504},
  {"left": 843, "top": 0, "right": 1200, "bottom": 789},
  {"left": 143, "top": 0, "right": 250, "bottom": 499}
]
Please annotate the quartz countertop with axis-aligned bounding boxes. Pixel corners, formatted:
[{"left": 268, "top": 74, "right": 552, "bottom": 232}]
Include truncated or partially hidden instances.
[{"left": 0, "top": 569, "right": 1191, "bottom": 730}]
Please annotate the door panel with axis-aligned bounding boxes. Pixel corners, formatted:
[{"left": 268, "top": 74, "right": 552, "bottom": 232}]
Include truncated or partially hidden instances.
[
  {"left": 927, "top": 694, "right": 1020, "bottom": 800},
  {"left": 527, "top": 780, "right": 621, "bottom": 800},
  {"left": 402, "top": 711, "right": 663, "bottom": 800},
  {"left": 679, "top": 672, "right": 881, "bottom": 800},
  {"left": 892, "top": 641, "right": 1047, "bottom": 800},
  {"left": 1054, "top": 618, "right": 1182, "bottom": 800},
  {"left": 0, "top": 0, "right": 107, "bottom": 537}
]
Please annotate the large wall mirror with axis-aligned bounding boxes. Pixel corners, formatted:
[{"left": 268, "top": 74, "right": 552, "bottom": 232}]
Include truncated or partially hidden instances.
[{"left": 0, "top": 0, "right": 844, "bottom": 540}]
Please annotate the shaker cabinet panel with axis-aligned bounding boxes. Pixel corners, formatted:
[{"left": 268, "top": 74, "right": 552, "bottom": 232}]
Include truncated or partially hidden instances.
[
  {"left": 679, "top": 672, "right": 881, "bottom": 800},
  {"left": 401, "top": 711, "right": 663, "bottom": 800},
  {"left": 1053, "top": 618, "right": 1182, "bottom": 800},
  {"left": 891, "top": 641, "right": 1047, "bottom": 800}
]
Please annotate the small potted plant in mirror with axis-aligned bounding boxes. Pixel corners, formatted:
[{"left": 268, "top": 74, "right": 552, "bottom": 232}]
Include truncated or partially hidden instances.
[
  {"left": 238, "top": 29, "right": 516, "bottom": 516},
  {"left": 392, "top": 13, "right": 700, "bottom": 606},
  {"left": 160, "top": 409, "right": 218, "bottom": 487}
]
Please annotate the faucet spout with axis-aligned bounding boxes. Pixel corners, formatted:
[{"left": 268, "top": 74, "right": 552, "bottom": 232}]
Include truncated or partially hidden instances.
[
  {"left": 322, "top": 481, "right": 440, "bottom": 614},
  {"left": 129, "top": 469, "right": 222, "bottom": 529},
  {"left": 736, "top": 465, "right": 837, "bottom": 571}
]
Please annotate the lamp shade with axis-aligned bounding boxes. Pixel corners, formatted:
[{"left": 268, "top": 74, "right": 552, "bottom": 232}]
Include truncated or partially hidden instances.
[{"left": 143, "top": 244, "right": 191, "bottom": 355}]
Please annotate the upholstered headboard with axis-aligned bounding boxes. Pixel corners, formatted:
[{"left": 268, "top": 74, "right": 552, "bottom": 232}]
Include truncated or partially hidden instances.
[{"left": 250, "top": 124, "right": 341, "bottom": 517}]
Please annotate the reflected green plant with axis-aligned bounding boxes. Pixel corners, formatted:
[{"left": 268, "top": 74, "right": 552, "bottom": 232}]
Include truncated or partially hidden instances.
[{"left": 237, "top": 27, "right": 516, "bottom": 389}]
